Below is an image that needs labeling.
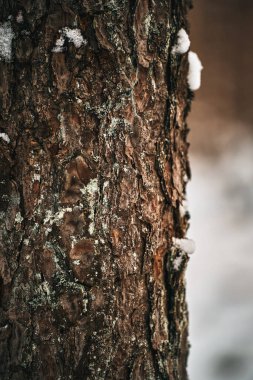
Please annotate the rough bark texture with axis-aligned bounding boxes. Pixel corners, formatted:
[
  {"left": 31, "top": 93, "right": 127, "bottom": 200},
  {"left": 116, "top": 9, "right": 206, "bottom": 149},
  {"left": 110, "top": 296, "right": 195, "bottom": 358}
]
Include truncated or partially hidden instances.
[{"left": 0, "top": 1, "right": 192, "bottom": 379}]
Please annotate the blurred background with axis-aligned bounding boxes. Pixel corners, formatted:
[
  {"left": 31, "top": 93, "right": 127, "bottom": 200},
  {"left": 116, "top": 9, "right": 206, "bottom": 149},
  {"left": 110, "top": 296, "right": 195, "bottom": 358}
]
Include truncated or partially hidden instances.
[{"left": 186, "top": 1, "right": 253, "bottom": 379}]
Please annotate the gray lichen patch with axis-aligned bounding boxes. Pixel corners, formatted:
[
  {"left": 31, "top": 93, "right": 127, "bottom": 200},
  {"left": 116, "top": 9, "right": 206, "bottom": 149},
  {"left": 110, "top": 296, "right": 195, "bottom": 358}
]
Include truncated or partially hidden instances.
[{"left": 44, "top": 206, "right": 73, "bottom": 226}]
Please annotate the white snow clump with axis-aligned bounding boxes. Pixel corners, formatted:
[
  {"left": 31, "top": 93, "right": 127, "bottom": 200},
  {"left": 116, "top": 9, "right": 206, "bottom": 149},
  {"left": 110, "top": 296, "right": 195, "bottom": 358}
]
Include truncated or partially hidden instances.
[
  {"left": 52, "top": 35, "right": 65, "bottom": 53},
  {"left": 172, "top": 237, "right": 196, "bottom": 255},
  {"left": 173, "top": 255, "right": 183, "bottom": 271},
  {"left": 0, "top": 133, "right": 10, "bottom": 143},
  {"left": 0, "top": 22, "right": 14, "bottom": 61},
  {"left": 52, "top": 27, "right": 86, "bottom": 52},
  {"left": 172, "top": 28, "right": 191, "bottom": 54},
  {"left": 187, "top": 51, "right": 203, "bottom": 91}
]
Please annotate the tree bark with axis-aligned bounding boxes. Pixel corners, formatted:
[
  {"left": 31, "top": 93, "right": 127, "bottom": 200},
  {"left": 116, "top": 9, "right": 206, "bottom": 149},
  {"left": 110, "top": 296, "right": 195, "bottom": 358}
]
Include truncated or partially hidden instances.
[{"left": 0, "top": 1, "right": 192, "bottom": 379}]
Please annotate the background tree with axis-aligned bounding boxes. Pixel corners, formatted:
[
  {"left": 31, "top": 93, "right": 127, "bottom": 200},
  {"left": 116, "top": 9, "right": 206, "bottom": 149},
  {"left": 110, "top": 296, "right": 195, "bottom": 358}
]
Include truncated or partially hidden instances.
[{"left": 0, "top": 1, "right": 193, "bottom": 379}]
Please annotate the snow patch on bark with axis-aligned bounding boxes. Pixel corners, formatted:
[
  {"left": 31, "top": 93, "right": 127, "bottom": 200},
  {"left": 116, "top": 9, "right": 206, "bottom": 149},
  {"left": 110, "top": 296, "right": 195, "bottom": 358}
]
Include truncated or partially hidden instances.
[
  {"left": 0, "top": 22, "right": 14, "bottom": 61},
  {"left": 0, "top": 133, "right": 10, "bottom": 143},
  {"left": 173, "top": 255, "right": 183, "bottom": 271},
  {"left": 172, "top": 28, "right": 191, "bottom": 54},
  {"left": 187, "top": 51, "right": 203, "bottom": 91},
  {"left": 52, "top": 28, "right": 86, "bottom": 52},
  {"left": 81, "top": 178, "right": 98, "bottom": 235},
  {"left": 52, "top": 35, "right": 65, "bottom": 53},
  {"left": 33, "top": 174, "right": 41, "bottom": 182},
  {"left": 173, "top": 237, "right": 196, "bottom": 255}
]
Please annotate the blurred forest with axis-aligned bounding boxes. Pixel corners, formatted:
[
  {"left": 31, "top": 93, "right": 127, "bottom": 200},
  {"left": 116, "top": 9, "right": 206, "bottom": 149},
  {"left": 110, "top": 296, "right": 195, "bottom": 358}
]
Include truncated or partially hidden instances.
[{"left": 187, "top": 1, "right": 253, "bottom": 380}]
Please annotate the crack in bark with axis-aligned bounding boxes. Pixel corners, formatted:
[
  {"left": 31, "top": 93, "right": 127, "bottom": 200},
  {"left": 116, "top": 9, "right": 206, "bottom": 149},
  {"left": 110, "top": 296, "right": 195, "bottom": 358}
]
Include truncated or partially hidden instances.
[
  {"left": 145, "top": 276, "right": 167, "bottom": 380},
  {"left": 155, "top": 141, "right": 171, "bottom": 205}
]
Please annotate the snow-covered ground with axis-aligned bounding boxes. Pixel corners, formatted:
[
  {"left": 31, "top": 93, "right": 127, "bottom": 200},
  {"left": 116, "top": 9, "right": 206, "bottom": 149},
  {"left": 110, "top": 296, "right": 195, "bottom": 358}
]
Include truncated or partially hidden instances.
[{"left": 187, "top": 141, "right": 253, "bottom": 380}]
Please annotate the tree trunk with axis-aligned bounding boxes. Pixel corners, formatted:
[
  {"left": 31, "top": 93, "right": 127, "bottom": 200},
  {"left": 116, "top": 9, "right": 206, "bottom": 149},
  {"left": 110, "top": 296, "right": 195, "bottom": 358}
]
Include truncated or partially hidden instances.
[{"left": 0, "top": 1, "right": 192, "bottom": 379}]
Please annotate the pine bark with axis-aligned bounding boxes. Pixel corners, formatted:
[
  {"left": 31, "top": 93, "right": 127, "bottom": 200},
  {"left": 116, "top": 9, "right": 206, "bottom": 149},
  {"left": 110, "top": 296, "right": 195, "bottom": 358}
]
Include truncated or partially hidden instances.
[{"left": 0, "top": 1, "right": 192, "bottom": 379}]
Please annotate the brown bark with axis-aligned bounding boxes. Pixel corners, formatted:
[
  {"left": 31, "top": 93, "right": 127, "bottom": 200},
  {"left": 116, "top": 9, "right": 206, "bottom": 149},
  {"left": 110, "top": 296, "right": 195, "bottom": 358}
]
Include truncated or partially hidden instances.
[{"left": 0, "top": 1, "right": 193, "bottom": 379}]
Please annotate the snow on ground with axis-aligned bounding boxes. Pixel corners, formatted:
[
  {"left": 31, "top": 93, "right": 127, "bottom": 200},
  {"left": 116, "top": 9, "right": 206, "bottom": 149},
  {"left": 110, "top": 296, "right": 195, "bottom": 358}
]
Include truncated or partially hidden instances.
[{"left": 187, "top": 140, "right": 253, "bottom": 380}]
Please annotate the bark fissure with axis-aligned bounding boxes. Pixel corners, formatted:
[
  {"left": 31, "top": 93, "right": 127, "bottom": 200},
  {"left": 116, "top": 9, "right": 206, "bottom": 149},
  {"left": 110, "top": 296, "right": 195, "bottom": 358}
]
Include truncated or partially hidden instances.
[{"left": 146, "top": 279, "right": 167, "bottom": 380}]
